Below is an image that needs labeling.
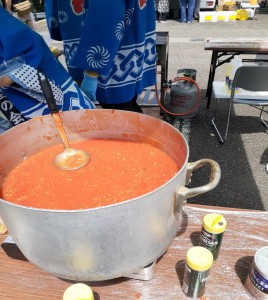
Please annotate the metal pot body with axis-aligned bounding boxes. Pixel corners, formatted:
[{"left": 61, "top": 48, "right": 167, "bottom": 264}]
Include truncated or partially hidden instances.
[{"left": 0, "top": 109, "right": 220, "bottom": 281}]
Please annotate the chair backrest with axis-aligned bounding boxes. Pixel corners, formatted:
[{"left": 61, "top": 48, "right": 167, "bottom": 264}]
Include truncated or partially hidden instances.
[{"left": 232, "top": 65, "right": 268, "bottom": 92}]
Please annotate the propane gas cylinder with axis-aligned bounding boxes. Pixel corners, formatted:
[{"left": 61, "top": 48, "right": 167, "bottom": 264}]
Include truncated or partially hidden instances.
[{"left": 168, "top": 69, "right": 199, "bottom": 118}]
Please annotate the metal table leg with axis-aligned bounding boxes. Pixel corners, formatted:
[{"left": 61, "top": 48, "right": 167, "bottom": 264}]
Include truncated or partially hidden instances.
[
  {"left": 156, "top": 32, "right": 169, "bottom": 107},
  {"left": 206, "top": 50, "right": 218, "bottom": 109}
]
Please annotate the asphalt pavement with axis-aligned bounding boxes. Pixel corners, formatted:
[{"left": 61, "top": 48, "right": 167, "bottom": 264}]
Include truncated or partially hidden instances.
[{"left": 153, "top": 12, "right": 268, "bottom": 210}]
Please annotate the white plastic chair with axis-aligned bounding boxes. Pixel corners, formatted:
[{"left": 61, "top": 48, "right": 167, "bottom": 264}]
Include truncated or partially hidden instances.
[{"left": 212, "top": 65, "right": 268, "bottom": 144}]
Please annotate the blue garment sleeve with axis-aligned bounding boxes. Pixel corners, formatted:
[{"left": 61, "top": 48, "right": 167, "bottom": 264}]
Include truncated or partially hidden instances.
[
  {"left": 0, "top": 7, "right": 43, "bottom": 68},
  {"left": 44, "top": 0, "right": 62, "bottom": 41},
  {"left": 73, "top": 0, "right": 126, "bottom": 77},
  {"left": 0, "top": 6, "right": 95, "bottom": 121}
]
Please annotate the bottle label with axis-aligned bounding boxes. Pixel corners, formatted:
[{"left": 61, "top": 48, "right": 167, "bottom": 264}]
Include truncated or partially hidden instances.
[
  {"left": 200, "top": 228, "right": 223, "bottom": 259},
  {"left": 249, "top": 264, "right": 268, "bottom": 294},
  {"left": 182, "top": 263, "right": 210, "bottom": 298}
]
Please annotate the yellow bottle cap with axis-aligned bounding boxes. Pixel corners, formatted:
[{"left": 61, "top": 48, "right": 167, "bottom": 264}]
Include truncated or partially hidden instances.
[
  {"left": 186, "top": 246, "right": 213, "bottom": 272},
  {"left": 202, "top": 213, "right": 227, "bottom": 234},
  {"left": 63, "top": 283, "right": 94, "bottom": 300}
]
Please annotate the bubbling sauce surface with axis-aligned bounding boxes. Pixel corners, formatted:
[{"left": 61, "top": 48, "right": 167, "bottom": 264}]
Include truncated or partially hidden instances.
[{"left": 1, "top": 139, "right": 181, "bottom": 210}]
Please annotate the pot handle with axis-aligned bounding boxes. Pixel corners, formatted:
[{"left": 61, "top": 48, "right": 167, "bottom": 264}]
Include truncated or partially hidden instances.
[{"left": 174, "top": 159, "right": 221, "bottom": 219}]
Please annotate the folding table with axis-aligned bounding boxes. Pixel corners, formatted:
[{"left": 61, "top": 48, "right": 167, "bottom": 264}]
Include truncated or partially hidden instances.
[{"left": 204, "top": 38, "right": 268, "bottom": 109}]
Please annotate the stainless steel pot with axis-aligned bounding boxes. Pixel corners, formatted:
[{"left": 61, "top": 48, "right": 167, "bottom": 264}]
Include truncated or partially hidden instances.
[{"left": 0, "top": 109, "right": 220, "bottom": 281}]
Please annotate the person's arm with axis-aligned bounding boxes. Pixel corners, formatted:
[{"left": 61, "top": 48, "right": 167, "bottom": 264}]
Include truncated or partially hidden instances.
[
  {"left": 0, "top": 75, "right": 13, "bottom": 87},
  {"left": 5, "top": 0, "right": 12, "bottom": 13}
]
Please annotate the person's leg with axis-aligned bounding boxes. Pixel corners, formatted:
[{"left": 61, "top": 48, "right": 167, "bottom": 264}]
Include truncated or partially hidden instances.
[
  {"left": 194, "top": 0, "right": 201, "bottom": 19},
  {"left": 187, "top": 0, "right": 196, "bottom": 22},
  {"left": 173, "top": 9, "right": 180, "bottom": 19},
  {"left": 180, "top": 0, "right": 187, "bottom": 22},
  {"left": 17, "top": 12, "right": 36, "bottom": 31},
  {"left": 25, "top": 13, "right": 37, "bottom": 31},
  {"left": 162, "top": 12, "right": 168, "bottom": 21},
  {"left": 131, "top": 96, "right": 143, "bottom": 113},
  {"left": 159, "top": 12, "right": 168, "bottom": 22}
]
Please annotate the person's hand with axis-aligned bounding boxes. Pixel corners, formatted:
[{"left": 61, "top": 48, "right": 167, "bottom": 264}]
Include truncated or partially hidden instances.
[
  {"left": 0, "top": 75, "right": 14, "bottom": 88},
  {"left": 80, "top": 72, "right": 98, "bottom": 102}
]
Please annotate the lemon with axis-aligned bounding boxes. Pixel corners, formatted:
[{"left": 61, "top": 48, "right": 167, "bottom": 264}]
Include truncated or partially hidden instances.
[{"left": 63, "top": 283, "right": 94, "bottom": 300}]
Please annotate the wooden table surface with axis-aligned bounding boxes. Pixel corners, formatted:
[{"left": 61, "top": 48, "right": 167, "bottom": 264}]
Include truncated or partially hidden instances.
[
  {"left": 0, "top": 204, "right": 267, "bottom": 300},
  {"left": 204, "top": 38, "right": 268, "bottom": 52}
]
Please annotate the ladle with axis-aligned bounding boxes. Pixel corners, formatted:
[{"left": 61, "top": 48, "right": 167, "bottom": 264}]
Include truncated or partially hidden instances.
[{"left": 37, "top": 69, "right": 90, "bottom": 170}]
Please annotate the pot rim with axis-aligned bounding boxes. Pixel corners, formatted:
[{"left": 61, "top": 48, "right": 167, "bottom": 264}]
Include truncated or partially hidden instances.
[{"left": 0, "top": 109, "right": 189, "bottom": 213}]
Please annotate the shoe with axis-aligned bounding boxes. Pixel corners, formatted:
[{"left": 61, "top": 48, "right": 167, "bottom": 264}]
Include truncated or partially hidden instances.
[
  {"left": 160, "top": 20, "right": 168, "bottom": 23},
  {"left": 180, "top": 21, "right": 186, "bottom": 23},
  {"left": 187, "top": 21, "right": 192, "bottom": 23}
]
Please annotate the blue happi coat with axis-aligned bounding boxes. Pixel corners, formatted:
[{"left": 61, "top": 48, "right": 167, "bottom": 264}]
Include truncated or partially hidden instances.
[
  {"left": 0, "top": 7, "right": 95, "bottom": 126},
  {"left": 73, "top": 0, "right": 157, "bottom": 104},
  {"left": 44, "top": 0, "right": 84, "bottom": 82}
]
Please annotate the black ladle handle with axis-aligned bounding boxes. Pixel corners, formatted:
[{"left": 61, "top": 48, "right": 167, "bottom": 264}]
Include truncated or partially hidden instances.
[
  {"left": 37, "top": 68, "right": 71, "bottom": 150},
  {"left": 37, "top": 69, "right": 58, "bottom": 114}
]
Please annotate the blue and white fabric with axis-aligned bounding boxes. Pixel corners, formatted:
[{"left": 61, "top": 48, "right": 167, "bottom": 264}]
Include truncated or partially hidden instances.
[
  {"left": 0, "top": 7, "right": 95, "bottom": 126},
  {"left": 73, "top": 0, "right": 157, "bottom": 105},
  {"left": 44, "top": 0, "right": 84, "bottom": 82}
]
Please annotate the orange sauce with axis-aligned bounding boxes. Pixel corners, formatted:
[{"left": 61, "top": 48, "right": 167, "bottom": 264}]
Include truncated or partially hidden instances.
[{"left": 0, "top": 139, "right": 180, "bottom": 210}]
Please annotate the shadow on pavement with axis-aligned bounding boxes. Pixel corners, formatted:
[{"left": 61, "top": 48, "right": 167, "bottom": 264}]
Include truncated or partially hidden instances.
[{"left": 162, "top": 89, "right": 266, "bottom": 210}]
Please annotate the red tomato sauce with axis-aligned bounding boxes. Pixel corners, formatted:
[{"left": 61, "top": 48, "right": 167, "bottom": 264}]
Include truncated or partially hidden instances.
[{"left": 0, "top": 139, "right": 180, "bottom": 210}]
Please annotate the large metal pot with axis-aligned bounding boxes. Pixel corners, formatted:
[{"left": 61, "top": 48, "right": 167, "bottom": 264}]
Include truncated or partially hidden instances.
[{"left": 0, "top": 109, "right": 220, "bottom": 281}]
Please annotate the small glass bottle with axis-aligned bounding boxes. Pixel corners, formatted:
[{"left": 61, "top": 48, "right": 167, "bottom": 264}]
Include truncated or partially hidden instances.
[
  {"left": 182, "top": 246, "right": 213, "bottom": 299},
  {"left": 200, "top": 213, "right": 227, "bottom": 260}
]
